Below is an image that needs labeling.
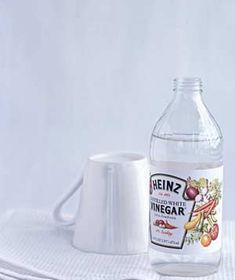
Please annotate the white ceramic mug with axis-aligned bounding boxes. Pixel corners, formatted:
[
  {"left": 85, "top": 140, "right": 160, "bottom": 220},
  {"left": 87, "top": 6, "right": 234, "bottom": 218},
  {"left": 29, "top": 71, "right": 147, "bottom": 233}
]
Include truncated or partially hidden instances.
[{"left": 53, "top": 152, "right": 149, "bottom": 255}]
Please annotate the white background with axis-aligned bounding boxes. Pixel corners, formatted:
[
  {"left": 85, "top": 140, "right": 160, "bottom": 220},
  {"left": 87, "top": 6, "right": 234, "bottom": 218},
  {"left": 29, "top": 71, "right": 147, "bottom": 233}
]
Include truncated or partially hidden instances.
[{"left": 0, "top": 0, "right": 234, "bottom": 219}]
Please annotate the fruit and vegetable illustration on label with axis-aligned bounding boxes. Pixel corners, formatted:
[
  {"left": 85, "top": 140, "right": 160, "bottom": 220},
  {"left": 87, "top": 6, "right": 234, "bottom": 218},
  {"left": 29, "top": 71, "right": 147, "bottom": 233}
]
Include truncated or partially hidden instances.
[
  {"left": 150, "top": 171, "right": 222, "bottom": 253},
  {"left": 184, "top": 176, "right": 222, "bottom": 248}
]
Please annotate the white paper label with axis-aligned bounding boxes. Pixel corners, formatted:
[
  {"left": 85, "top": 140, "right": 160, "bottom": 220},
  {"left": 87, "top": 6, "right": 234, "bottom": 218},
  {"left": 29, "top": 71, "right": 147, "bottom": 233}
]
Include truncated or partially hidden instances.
[{"left": 149, "top": 164, "right": 223, "bottom": 255}]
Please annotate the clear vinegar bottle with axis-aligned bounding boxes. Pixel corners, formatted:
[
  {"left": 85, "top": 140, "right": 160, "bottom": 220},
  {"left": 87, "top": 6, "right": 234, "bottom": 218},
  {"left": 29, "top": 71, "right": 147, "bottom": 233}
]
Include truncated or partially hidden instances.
[{"left": 149, "top": 78, "right": 223, "bottom": 277}]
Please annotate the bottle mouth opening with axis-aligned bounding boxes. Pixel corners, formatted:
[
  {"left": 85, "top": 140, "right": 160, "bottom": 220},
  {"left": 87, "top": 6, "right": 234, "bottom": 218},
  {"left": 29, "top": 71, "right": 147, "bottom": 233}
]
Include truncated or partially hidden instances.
[{"left": 173, "top": 77, "right": 202, "bottom": 92}]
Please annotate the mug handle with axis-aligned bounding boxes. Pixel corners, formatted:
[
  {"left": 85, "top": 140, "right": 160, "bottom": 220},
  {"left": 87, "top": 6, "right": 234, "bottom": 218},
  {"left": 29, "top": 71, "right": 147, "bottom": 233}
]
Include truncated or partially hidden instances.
[{"left": 52, "top": 175, "right": 83, "bottom": 226}]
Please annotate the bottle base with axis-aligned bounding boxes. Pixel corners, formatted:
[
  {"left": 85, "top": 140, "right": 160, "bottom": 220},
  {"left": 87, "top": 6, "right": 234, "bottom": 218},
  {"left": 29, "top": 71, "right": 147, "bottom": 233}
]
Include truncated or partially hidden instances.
[{"left": 151, "top": 262, "right": 218, "bottom": 277}]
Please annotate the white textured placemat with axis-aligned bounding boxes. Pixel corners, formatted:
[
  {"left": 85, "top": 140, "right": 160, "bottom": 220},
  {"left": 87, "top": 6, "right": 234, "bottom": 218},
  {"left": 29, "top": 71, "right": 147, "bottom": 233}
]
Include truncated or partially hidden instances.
[
  {"left": 0, "top": 210, "right": 159, "bottom": 280},
  {"left": 0, "top": 210, "right": 233, "bottom": 280}
]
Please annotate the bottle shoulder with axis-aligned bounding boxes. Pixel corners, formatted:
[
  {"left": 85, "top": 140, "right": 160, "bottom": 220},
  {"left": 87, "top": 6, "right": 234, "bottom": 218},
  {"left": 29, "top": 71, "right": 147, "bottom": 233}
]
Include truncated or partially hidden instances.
[{"left": 152, "top": 97, "right": 223, "bottom": 142}]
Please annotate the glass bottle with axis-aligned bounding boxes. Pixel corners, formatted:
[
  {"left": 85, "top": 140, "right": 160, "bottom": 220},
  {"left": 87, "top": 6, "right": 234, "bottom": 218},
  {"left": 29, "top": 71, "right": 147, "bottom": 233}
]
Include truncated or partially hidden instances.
[{"left": 149, "top": 77, "right": 223, "bottom": 277}]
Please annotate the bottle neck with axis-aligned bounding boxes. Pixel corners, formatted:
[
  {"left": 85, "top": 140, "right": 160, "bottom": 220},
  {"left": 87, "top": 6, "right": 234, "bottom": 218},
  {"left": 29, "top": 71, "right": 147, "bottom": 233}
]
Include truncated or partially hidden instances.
[{"left": 173, "top": 78, "right": 203, "bottom": 101}]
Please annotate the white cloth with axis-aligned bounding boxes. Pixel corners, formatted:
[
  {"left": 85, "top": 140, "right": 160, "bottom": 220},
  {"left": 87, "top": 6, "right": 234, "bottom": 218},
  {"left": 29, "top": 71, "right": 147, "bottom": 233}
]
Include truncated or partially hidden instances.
[
  {"left": 0, "top": 210, "right": 234, "bottom": 280},
  {"left": 0, "top": 210, "right": 159, "bottom": 280}
]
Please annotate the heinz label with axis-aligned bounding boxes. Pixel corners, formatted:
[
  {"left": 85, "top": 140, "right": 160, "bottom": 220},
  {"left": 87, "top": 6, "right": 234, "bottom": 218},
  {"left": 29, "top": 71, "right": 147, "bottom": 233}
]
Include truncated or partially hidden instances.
[{"left": 149, "top": 165, "right": 223, "bottom": 254}]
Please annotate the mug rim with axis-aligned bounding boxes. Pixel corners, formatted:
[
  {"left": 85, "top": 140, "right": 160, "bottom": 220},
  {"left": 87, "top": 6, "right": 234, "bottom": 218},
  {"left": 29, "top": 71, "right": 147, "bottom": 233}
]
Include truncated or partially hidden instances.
[{"left": 89, "top": 152, "right": 147, "bottom": 164}]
